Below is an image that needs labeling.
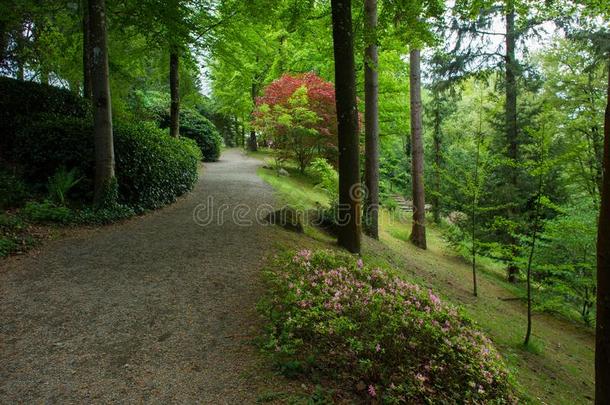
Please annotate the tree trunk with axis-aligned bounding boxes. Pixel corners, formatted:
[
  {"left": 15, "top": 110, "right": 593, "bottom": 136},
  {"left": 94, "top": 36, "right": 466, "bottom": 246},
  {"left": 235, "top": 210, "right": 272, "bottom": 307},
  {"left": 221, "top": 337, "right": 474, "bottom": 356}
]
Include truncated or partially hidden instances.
[
  {"left": 472, "top": 130, "right": 480, "bottom": 297},
  {"left": 248, "top": 79, "right": 258, "bottom": 151},
  {"left": 89, "top": 0, "right": 115, "bottom": 205},
  {"left": 595, "top": 56, "right": 610, "bottom": 405},
  {"left": 363, "top": 0, "right": 379, "bottom": 240},
  {"left": 524, "top": 175, "right": 543, "bottom": 346},
  {"left": 82, "top": 0, "right": 93, "bottom": 100},
  {"left": 432, "top": 93, "right": 442, "bottom": 224},
  {"left": 169, "top": 49, "right": 180, "bottom": 138},
  {"left": 409, "top": 48, "right": 426, "bottom": 249},
  {"left": 506, "top": 0, "right": 519, "bottom": 282},
  {"left": 16, "top": 21, "right": 25, "bottom": 81},
  {"left": 331, "top": 0, "right": 361, "bottom": 254}
]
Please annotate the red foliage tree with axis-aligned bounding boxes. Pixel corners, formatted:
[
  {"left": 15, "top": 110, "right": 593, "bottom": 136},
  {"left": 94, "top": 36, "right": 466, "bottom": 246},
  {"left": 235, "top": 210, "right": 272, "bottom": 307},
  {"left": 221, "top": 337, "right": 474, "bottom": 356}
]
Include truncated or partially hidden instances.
[{"left": 253, "top": 73, "right": 338, "bottom": 166}]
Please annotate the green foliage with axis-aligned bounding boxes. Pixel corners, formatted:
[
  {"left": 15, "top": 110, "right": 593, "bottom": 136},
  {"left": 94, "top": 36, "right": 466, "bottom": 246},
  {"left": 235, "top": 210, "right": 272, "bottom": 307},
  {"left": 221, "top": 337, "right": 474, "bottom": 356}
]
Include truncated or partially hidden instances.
[
  {"left": 260, "top": 249, "right": 516, "bottom": 403},
  {"left": 22, "top": 201, "right": 73, "bottom": 224},
  {"left": 0, "top": 77, "right": 91, "bottom": 157},
  {"left": 175, "top": 109, "right": 223, "bottom": 162},
  {"left": 114, "top": 121, "right": 202, "bottom": 210},
  {"left": 0, "top": 170, "right": 29, "bottom": 209},
  {"left": 47, "top": 167, "right": 82, "bottom": 206},
  {"left": 74, "top": 204, "right": 136, "bottom": 225},
  {"left": 0, "top": 213, "right": 31, "bottom": 257},
  {"left": 11, "top": 114, "right": 201, "bottom": 210},
  {"left": 13, "top": 114, "right": 95, "bottom": 197},
  {"left": 307, "top": 158, "right": 338, "bottom": 202},
  {"left": 535, "top": 202, "right": 597, "bottom": 324}
]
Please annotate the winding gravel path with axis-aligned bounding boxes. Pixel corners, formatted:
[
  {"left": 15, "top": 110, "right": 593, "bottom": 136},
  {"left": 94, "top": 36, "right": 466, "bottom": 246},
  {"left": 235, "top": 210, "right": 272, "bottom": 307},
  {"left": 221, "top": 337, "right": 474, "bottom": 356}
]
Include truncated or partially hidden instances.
[{"left": 0, "top": 149, "right": 288, "bottom": 403}]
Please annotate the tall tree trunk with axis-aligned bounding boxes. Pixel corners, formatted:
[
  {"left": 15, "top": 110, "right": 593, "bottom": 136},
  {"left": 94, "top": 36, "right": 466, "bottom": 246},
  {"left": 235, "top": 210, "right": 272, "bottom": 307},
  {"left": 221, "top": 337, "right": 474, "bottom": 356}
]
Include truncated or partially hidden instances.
[
  {"left": 524, "top": 175, "right": 543, "bottom": 346},
  {"left": 432, "top": 93, "right": 442, "bottom": 224},
  {"left": 363, "top": 0, "right": 379, "bottom": 240},
  {"left": 409, "top": 48, "right": 427, "bottom": 249},
  {"left": 169, "top": 49, "right": 180, "bottom": 138},
  {"left": 595, "top": 56, "right": 610, "bottom": 405},
  {"left": 89, "top": 0, "right": 115, "bottom": 205},
  {"left": 16, "top": 21, "right": 25, "bottom": 81},
  {"left": 506, "top": 0, "right": 519, "bottom": 282},
  {"left": 82, "top": 0, "right": 93, "bottom": 100},
  {"left": 331, "top": 0, "right": 361, "bottom": 254},
  {"left": 249, "top": 81, "right": 258, "bottom": 151}
]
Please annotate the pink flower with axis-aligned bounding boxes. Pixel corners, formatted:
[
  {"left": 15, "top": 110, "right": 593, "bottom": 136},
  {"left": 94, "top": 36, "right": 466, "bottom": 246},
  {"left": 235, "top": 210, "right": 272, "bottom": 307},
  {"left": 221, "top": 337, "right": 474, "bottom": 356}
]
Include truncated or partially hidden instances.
[
  {"left": 429, "top": 291, "right": 441, "bottom": 306},
  {"left": 368, "top": 384, "right": 376, "bottom": 397},
  {"left": 375, "top": 343, "right": 381, "bottom": 352},
  {"left": 357, "top": 258, "right": 364, "bottom": 268}
]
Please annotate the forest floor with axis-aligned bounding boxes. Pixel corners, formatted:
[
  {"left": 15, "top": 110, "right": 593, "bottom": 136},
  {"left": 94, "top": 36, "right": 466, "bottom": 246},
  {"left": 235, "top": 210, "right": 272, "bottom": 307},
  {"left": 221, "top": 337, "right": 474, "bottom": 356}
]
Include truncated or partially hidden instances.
[
  {"left": 254, "top": 150, "right": 595, "bottom": 405},
  {"left": 0, "top": 149, "right": 309, "bottom": 403}
]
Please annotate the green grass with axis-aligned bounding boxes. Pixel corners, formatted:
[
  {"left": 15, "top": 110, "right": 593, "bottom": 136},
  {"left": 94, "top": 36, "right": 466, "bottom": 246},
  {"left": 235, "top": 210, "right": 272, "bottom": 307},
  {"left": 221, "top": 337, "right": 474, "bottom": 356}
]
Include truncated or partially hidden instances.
[{"left": 255, "top": 158, "right": 595, "bottom": 405}]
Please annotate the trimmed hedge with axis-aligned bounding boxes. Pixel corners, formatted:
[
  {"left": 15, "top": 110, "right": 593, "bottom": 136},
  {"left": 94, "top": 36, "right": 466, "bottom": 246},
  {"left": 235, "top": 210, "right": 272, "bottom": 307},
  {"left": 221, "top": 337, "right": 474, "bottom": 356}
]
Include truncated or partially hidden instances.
[
  {"left": 161, "top": 108, "right": 222, "bottom": 162},
  {"left": 13, "top": 115, "right": 201, "bottom": 210},
  {"left": 0, "top": 77, "right": 91, "bottom": 157},
  {"left": 114, "top": 121, "right": 202, "bottom": 209}
]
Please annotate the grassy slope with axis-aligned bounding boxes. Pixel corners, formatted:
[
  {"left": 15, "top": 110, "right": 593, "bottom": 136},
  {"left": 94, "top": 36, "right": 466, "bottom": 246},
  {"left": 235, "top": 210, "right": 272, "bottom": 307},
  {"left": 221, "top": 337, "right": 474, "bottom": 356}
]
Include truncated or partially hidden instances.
[{"left": 251, "top": 150, "right": 594, "bottom": 405}]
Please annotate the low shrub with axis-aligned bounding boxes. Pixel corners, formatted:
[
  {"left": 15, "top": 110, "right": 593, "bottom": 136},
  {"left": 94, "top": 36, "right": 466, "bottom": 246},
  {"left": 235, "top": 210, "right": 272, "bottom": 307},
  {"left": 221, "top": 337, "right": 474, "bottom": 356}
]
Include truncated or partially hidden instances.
[
  {"left": 0, "top": 170, "right": 29, "bottom": 209},
  {"left": 21, "top": 201, "right": 73, "bottom": 224},
  {"left": 260, "top": 249, "right": 516, "bottom": 403},
  {"left": 48, "top": 167, "right": 83, "bottom": 206},
  {"left": 13, "top": 115, "right": 201, "bottom": 210},
  {"left": 0, "top": 214, "right": 29, "bottom": 257},
  {"left": 161, "top": 108, "right": 222, "bottom": 162},
  {"left": 74, "top": 204, "right": 135, "bottom": 225}
]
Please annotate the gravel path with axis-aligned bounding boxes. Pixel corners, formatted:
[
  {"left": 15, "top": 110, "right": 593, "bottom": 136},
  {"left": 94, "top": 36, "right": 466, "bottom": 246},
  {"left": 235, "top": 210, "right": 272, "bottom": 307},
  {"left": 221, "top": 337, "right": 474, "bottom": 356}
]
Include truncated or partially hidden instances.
[{"left": 0, "top": 149, "right": 288, "bottom": 403}]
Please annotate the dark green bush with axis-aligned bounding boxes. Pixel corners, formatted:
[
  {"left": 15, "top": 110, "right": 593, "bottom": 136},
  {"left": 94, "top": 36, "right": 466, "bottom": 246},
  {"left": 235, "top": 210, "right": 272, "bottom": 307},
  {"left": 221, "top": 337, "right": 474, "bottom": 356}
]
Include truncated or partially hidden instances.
[
  {"left": 161, "top": 108, "right": 222, "bottom": 162},
  {"left": 13, "top": 114, "right": 95, "bottom": 199},
  {"left": 13, "top": 115, "right": 201, "bottom": 209},
  {"left": 0, "top": 170, "right": 29, "bottom": 209},
  {"left": 114, "top": 121, "right": 202, "bottom": 209},
  {"left": 0, "top": 77, "right": 91, "bottom": 157}
]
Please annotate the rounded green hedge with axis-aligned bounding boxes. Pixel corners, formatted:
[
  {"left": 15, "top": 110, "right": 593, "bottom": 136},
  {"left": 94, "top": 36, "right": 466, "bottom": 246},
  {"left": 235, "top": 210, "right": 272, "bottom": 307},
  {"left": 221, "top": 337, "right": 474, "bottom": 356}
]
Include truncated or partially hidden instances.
[
  {"left": 13, "top": 115, "right": 201, "bottom": 210},
  {"left": 161, "top": 108, "right": 222, "bottom": 162}
]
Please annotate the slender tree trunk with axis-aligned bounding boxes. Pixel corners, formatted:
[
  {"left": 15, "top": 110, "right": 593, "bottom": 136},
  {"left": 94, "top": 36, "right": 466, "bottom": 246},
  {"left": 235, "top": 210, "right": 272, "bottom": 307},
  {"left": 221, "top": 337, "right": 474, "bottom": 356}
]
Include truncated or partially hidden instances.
[
  {"left": 432, "top": 94, "right": 442, "bottom": 224},
  {"left": 249, "top": 81, "right": 258, "bottom": 151},
  {"left": 0, "top": 20, "right": 6, "bottom": 69},
  {"left": 16, "top": 21, "right": 25, "bottom": 81},
  {"left": 506, "top": 0, "right": 519, "bottom": 282},
  {"left": 524, "top": 175, "right": 543, "bottom": 346},
  {"left": 331, "top": 0, "right": 361, "bottom": 254},
  {"left": 409, "top": 48, "right": 426, "bottom": 249},
  {"left": 595, "top": 56, "right": 610, "bottom": 405},
  {"left": 82, "top": 0, "right": 93, "bottom": 99},
  {"left": 89, "top": 0, "right": 115, "bottom": 205},
  {"left": 363, "top": 0, "right": 379, "bottom": 240},
  {"left": 169, "top": 49, "right": 180, "bottom": 138},
  {"left": 472, "top": 131, "right": 480, "bottom": 297}
]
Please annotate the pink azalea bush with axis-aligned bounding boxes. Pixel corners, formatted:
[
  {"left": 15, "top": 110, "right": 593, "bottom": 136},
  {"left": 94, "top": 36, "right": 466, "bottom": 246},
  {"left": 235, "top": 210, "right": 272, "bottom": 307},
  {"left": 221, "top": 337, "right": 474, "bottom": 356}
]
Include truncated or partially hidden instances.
[{"left": 259, "top": 249, "right": 516, "bottom": 403}]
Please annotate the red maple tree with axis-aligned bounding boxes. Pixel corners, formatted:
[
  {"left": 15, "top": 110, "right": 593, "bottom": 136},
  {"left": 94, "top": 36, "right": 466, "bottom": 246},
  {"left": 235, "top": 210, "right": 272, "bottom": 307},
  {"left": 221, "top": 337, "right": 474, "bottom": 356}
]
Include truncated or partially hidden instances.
[{"left": 253, "top": 73, "right": 339, "bottom": 168}]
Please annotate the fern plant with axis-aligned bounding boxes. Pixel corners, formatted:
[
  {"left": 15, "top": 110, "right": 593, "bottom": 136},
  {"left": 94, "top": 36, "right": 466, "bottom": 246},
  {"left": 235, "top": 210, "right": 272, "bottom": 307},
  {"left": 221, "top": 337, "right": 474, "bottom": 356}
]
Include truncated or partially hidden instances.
[{"left": 47, "top": 167, "right": 82, "bottom": 206}]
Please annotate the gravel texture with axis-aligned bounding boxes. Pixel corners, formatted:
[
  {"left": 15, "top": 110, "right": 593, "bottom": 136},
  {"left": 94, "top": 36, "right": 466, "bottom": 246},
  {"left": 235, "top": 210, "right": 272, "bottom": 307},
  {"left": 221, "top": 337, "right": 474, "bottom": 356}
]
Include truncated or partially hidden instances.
[{"left": 0, "top": 149, "right": 290, "bottom": 403}]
